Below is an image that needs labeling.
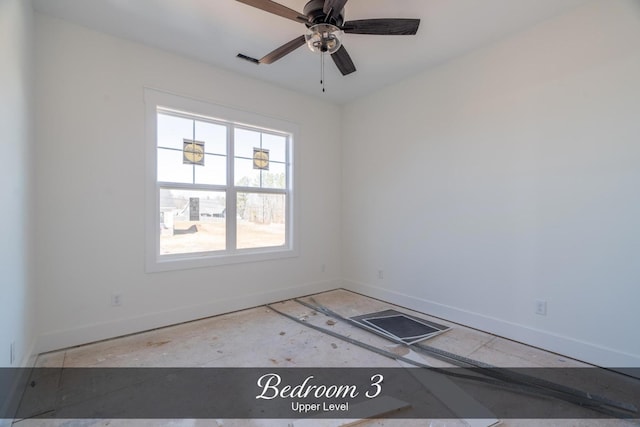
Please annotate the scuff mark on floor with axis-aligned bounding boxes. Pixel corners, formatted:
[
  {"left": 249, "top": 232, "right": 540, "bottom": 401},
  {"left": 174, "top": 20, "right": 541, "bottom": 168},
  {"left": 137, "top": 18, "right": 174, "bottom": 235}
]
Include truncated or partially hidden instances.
[{"left": 145, "top": 340, "right": 171, "bottom": 347}]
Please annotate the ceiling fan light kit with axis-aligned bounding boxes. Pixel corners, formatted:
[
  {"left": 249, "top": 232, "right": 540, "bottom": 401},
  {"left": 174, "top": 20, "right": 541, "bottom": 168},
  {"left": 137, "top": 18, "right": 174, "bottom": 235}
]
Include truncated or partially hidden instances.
[
  {"left": 305, "top": 24, "right": 342, "bottom": 54},
  {"left": 236, "top": 0, "right": 420, "bottom": 81}
]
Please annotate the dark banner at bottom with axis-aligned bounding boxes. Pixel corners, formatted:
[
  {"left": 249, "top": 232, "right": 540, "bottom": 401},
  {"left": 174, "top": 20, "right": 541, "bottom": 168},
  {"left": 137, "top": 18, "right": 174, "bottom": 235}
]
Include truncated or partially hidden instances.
[{"left": 1, "top": 368, "right": 639, "bottom": 420}]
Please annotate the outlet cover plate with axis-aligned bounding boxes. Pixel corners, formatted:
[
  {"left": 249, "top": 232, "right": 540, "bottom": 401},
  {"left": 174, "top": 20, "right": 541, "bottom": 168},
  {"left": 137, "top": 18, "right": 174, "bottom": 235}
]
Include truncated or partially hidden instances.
[{"left": 535, "top": 300, "right": 547, "bottom": 316}]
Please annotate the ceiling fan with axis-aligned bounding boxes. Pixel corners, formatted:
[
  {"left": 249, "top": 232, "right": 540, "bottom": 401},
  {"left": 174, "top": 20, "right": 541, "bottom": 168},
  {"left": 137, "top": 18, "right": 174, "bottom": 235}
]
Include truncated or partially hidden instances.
[{"left": 236, "top": 0, "right": 421, "bottom": 76}]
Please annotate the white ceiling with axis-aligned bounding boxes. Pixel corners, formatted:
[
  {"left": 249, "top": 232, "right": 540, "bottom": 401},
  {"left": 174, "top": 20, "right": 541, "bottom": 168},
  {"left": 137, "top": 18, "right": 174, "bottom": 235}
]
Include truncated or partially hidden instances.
[{"left": 33, "top": 0, "right": 589, "bottom": 104}]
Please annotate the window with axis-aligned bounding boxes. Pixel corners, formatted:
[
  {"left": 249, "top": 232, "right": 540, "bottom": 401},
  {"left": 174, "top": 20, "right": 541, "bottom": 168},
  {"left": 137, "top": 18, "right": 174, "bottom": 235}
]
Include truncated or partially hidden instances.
[{"left": 145, "top": 89, "right": 297, "bottom": 271}]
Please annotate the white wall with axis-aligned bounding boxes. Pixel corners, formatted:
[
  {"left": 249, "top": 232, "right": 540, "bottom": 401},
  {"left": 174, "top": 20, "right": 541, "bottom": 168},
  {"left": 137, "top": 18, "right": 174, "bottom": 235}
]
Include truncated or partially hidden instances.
[
  {"left": 342, "top": 0, "right": 640, "bottom": 367},
  {"left": 0, "top": 0, "right": 36, "bottom": 367},
  {"left": 34, "top": 14, "right": 342, "bottom": 352},
  {"left": 30, "top": 0, "right": 640, "bottom": 368}
]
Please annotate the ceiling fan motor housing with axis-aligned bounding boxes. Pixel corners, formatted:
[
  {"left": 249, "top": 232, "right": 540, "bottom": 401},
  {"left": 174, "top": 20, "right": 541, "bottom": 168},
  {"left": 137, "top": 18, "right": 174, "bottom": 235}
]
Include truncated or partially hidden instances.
[{"left": 303, "top": 0, "right": 344, "bottom": 27}]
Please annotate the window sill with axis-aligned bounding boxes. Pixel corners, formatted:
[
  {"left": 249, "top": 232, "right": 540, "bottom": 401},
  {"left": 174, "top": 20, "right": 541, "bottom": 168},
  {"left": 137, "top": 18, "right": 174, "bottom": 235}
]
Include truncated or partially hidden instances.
[{"left": 145, "top": 247, "right": 299, "bottom": 273}]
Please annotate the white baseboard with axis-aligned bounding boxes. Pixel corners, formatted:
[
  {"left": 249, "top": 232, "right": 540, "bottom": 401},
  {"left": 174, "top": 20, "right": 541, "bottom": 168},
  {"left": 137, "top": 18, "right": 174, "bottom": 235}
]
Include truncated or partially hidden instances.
[
  {"left": 30, "top": 277, "right": 640, "bottom": 369},
  {"left": 35, "top": 279, "right": 340, "bottom": 354},
  {"left": 343, "top": 279, "right": 640, "bottom": 369}
]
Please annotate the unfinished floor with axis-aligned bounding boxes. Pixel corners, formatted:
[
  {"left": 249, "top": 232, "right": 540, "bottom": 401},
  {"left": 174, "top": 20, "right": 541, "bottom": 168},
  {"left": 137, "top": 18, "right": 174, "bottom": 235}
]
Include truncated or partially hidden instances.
[{"left": 16, "top": 289, "right": 640, "bottom": 427}]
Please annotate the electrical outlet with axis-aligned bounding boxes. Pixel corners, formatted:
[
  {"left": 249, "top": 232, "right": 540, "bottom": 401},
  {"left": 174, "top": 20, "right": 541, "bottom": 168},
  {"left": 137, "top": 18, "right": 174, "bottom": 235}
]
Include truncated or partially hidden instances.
[
  {"left": 535, "top": 300, "right": 547, "bottom": 316},
  {"left": 10, "top": 341, "right": 15, "bottom": 366},
  {"left": 111, "top": 293, "right": 123, "bottom": 307},
  {"left": 378, "top": 270, "right": 384, "bottom": 280},
  {"left": 321, "top": 264, "right": 326, "bottom": 273}
]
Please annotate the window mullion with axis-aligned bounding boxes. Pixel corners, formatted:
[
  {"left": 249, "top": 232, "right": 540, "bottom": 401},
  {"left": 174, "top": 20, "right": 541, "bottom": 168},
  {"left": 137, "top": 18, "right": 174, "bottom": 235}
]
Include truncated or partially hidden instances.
[
  {"left": 234, "top": 187, "right": 287, "bottom": 195},
  {"left": 226, "top": 124, "right": 237, "bottom": 252},
  {"left": 158, "top": 182, "right": 227, "bottom": 192},
  {"left": 286, "top": 134, "right": 292, "bottom": 247},
  {"left": 191, "top": 119, "right": 196, "bottom": 184}
]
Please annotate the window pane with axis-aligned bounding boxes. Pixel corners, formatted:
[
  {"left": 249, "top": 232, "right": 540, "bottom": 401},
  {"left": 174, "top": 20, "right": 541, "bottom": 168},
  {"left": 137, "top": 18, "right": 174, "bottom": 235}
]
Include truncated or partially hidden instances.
[
  {"left": 237, "top": 193, "right": 286, "bottom": 249},
  {"left": 159, "top": 188, "right": 226, "bottom": 255},
  {"left": 158, "top": 148, "right": 193, "bottom": 183},
  {"left": 235, "top": 157, "right": 260, "bottom": 187},
  {"left": 235, "top": 128, "right": 260, "bottom": 158},
  {"left": 261, "top": 162, "right": 286, "bottom": 189},
  {"left": 262, "top": 133, "right": 287, "bottom": 162},
  {"left": 195, "top": 154, "right": 226, "bottom": 185},
  {"left": 196, "top": 121, "right": 226, "bottom": 155},
  {"left": 158, "top": 113, "right": 193, "bottom": 150}
]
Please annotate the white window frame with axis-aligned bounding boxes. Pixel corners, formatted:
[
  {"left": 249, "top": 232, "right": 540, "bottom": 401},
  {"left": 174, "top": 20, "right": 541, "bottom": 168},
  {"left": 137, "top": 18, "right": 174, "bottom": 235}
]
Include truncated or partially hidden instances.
[{"left": 144, "top": 88, "right": 298, "bottom": 272}]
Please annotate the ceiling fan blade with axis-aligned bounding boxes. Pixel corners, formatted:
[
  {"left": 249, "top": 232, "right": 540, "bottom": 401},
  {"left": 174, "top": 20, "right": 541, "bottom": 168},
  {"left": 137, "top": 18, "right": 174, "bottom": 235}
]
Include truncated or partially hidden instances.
[
  {"left": 323, "top": 0, "right": 348, "bottom": 21},
  {"left": 331, "top": 45, "right": 356, "bottom": 76},
  {"left": 259, "top": 35, "right": 306, "bottom": 64},
  {"left": 342, "top": 18, "right": 420, "bottom": 35},
  {"left": 236, "top": 0, "right": 308, "bottom": 24}
]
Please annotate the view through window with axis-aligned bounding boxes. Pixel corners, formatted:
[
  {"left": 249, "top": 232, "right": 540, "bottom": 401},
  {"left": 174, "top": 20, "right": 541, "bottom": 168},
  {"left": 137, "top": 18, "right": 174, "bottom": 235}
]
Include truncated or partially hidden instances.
[{"left": 146, "top": 93, "right": 294, "bottom": 270}]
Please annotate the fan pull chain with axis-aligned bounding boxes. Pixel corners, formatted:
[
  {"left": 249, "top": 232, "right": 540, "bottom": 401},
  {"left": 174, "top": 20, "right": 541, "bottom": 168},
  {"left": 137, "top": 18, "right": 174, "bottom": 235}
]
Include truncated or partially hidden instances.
[{"left": 320, "top": 52, "right": 326, "bottom": 93}]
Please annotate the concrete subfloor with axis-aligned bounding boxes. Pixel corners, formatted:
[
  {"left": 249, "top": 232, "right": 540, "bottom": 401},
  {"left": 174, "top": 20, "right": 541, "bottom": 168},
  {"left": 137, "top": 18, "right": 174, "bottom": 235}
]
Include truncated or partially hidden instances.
[{"left": 15, "top": 289, "right": 640, "bottom": 427}]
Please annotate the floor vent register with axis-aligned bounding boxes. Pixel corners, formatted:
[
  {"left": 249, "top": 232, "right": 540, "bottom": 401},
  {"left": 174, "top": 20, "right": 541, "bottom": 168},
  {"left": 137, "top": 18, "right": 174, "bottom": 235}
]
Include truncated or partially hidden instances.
[{"left": 350, "top": 309, "right": 450, "bottom": 344}]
